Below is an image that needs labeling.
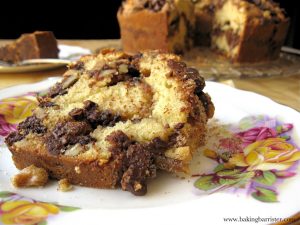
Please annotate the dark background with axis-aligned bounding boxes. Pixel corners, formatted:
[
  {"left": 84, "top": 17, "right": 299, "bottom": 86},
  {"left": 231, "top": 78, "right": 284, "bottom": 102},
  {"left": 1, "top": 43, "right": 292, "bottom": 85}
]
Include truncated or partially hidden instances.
[{"left": 1, "top": 0, "right": 299, "bottom": 48}]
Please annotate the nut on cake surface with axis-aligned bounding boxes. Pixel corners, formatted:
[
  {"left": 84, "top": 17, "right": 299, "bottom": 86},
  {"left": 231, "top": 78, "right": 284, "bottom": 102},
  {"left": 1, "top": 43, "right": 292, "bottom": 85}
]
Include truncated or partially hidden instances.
[{"left": 5, "top": 49, "right": 214, "bottom": 195}]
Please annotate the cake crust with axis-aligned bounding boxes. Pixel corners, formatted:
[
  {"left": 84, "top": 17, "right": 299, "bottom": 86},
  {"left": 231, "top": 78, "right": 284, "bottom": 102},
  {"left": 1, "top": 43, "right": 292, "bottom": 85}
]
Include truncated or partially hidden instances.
[
  {"left": 235, "top": 17, "right": 289, "bottom": 62},
  {"left": 117, "top": 9, "right": 169, "bottom": 53},
  {"left": 117, "top": 0, "right": 195, "bottom": 54}
]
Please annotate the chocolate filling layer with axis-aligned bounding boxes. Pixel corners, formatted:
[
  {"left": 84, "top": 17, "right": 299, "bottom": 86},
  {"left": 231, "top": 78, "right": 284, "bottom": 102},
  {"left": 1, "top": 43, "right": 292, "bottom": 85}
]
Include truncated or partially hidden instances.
[
  {"left": 46, "top": 121, "right": 94, "bottom": 155},
  {"left": 46, "top": 101, "right": 122, "bottom": 155},
  {"left": 5, "top": 116, "right": 47, "bottom": 146},
  {"left": 47, "top": 83, "right": 67, "bottom": 98},
  {"left": 69, "top": 100, "right": 122, "bottom": 128},
  {"left": 225, "top": 30, "right": 240, "bottom": 49},
  {"left": 37, "top": 96, "right": 57, "bottom": 108},
  {"left": 69, "top": 61, "right": 84, "bottom": 70},
  {"left": 106, "top": 122, "right": 184, "bottom": 196},
  {"left": 47, "top": 74, "right": 79, "bottom": 98},
  {"left": 106, "top": 131, "right": 167, "bottom": 196},
  {"left": 212, "top": 28, "right": 240, "bottom": 49}
]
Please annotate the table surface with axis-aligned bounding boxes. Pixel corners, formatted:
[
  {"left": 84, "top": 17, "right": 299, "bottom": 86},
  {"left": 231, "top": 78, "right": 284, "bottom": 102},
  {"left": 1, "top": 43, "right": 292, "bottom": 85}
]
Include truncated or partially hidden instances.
[{"left": 0, "top": 39, "right": 299, "bottom": 112}]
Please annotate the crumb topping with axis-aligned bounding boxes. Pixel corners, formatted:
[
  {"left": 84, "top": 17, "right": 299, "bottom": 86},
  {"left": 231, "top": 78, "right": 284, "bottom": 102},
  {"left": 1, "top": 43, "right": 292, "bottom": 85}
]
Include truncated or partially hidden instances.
[
  {"left": 120, "top": 0, "right": 168, "bottom": 14},
  {"left": 144, "top": 0, "right": 167, "bottom": 12},
  {"left": 167, "top": 59, "right": 213, "bottom": 116}
]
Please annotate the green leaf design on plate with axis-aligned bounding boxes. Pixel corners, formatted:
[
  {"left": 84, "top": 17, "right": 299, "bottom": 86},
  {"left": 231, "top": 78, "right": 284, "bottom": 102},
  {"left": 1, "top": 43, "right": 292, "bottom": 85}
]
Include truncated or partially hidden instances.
[
  {"left": 276, "top": 125, "right": 282, "bottom": 133},
  {"left": 254, "top": 171, "right": 277, "bottom": 186},
  {"left": 217, "top": 169, "right": 240, "bottom": 176},
  {"left": 214, "top": 164, "right": 225, "bottom": 173},
  {"left": 194, "top": 175, "right": 221, "bottom": 191},
  {"left": 58, "top": 205, "right": 80, "bottom": 212},
  {"left": 219, "top": 152, "right": 231, "bottom": 162},
  {"left": 234, "top": 173, "right": 255, "bottom": 188},
  {"left": 239, "top": 118, "right": 253, "bottom": 130},
  {"left": 0, "top": 191, "right": 14, "bottom": 198},
  {"left": 252, "top": 187, "right": 278, "bottom": 203},
  {"left": 219, "top": 178, "right": 240, "bottom": 186},
  {"left": 219, "top": 171, "right": 255, "bottom": 188},
  {"left": 37, "top": 221, "right": 47, "bottom": 225}
]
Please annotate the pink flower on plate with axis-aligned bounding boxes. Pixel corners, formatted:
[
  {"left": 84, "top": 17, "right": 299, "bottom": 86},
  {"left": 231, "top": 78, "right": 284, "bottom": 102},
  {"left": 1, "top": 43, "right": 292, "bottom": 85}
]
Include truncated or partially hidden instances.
[
  {"left": 229, "top": 138, "right": 300, "bottom": 171},
  {"left": 0, "top": 115, "right": 16, "bottom": 137},
  {"left": 236, "top": 127, "right": 277, "bottom": 148},
  {"left": 0, "top": 95, "right": 37, "bottom": 137}
]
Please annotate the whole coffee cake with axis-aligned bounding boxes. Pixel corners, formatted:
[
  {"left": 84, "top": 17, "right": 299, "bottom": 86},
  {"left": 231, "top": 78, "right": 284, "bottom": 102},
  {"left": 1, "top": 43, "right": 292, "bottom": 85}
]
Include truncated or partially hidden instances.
[
  {"left": 117, "top": 0, "right": 289, "bottom": 63},
  {"left": 5, "top": 49, "right": 214, "bottom": 195}
]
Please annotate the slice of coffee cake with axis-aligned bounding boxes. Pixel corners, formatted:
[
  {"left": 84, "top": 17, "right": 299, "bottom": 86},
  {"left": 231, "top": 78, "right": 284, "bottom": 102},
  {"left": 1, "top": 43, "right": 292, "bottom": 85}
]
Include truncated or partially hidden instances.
[
  {"left": 5, "top": 49, "right": 214, "bottom": 195},
  {"left": 0, "top": 31, "right": 59, "bottom": 63}
]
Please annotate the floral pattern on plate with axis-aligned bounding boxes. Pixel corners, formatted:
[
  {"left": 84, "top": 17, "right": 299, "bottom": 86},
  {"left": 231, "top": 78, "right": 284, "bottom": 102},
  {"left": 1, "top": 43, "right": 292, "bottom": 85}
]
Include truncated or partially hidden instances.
[
  {"left": 0, "top": 91, "right": 299, "bottom": 223},
  {"left": 0, "top": 191, "right": 79, "bottom": 225},
  {"left": 194, "top": 116, "right": 300, "bottom": 203},
  {"left": 0, "top": 94, "right": 80, "bottom": 225},
  {"left": 0, "top": 94, "right": 37, "bottom": 137}
]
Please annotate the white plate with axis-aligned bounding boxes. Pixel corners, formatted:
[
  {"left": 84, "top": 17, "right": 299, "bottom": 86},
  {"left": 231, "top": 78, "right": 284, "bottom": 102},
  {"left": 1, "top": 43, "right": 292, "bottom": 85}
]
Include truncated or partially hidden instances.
[
  {"left": 0, "top": 45, "right": 91, "bottom": 73},
  {"left": 0, "top": 79, "right": 299, "bottom": 225}
]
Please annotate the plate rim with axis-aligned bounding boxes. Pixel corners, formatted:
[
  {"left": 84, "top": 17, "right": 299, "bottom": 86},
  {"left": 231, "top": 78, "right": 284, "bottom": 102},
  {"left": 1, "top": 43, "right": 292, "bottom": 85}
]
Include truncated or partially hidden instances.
[
  {"left": 0, "top": 80, "right": 300, "bottom": 225},
  {"left": 0, "top": 44, "right": 91, "bottom": 73}
]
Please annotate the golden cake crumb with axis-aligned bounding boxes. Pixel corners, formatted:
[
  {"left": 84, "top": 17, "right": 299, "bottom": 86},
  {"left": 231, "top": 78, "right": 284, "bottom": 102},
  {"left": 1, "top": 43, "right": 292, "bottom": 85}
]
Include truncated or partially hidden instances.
[
  {"left": 58, "top": 178, "right": 73, "bottom": 192},
  {"left": 11, "top": 165, "right": 48, "bottom": 188},
  {"left": 74, "top": 166, "right": 81, "bottom": 174},
  {"left": 134, "top": 182, "right": 142, "bottom": 192}
]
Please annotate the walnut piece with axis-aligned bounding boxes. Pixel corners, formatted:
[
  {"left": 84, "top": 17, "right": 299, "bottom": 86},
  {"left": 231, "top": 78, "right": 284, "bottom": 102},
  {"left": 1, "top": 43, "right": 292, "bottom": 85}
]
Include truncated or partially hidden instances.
[
  {"left": 58, "top": 178, "right": 73, "bottom": 192},
  {"left": 11, "top": 165, "right": 48, "bottom": 188}
]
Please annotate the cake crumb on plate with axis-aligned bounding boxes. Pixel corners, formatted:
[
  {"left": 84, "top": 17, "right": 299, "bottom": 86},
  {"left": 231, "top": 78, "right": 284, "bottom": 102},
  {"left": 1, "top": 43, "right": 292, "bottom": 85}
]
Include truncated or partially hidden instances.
[{"left": 11, "top": 164, "right": 48, "bottom": 188}]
